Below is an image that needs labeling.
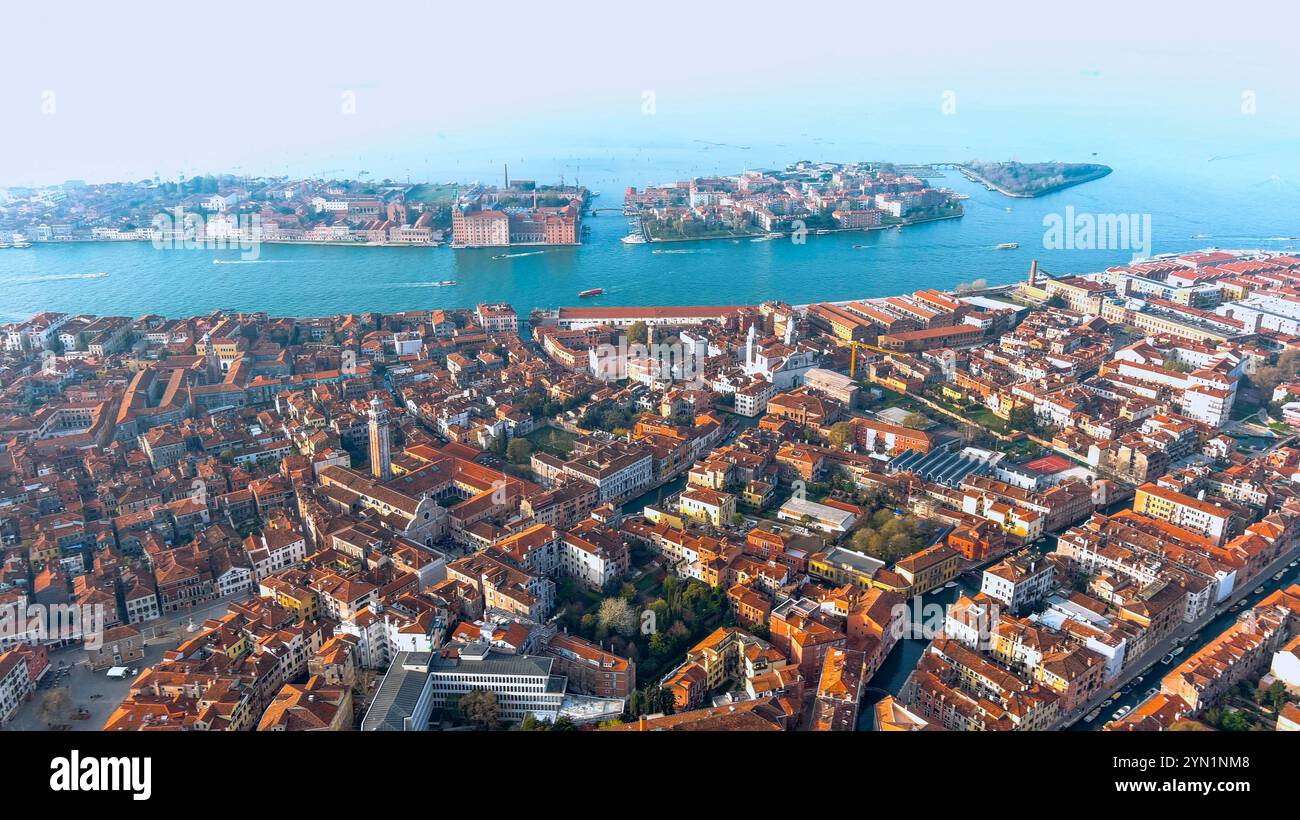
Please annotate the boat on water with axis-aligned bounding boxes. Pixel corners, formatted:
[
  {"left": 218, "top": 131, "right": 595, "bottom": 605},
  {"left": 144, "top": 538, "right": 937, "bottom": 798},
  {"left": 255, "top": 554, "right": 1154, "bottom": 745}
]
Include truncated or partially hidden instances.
[
  {"left": 432, "top": 280, "right": 456, "bottom": 287},
  {"left": 1112, "top": 706, "right": 1131, "bottom": 720},
  {"left": 578, "top": 288, "right": 603, "bottom": 298},
  {"left": 1254, "top": 586, "right": 1265, "bottom": 594},
  {"left": 10, "top": 234, "right": 31, "bottom": 248},
  {"left": 995, "top": 242, "right": 1018, "bottom": 250},
  {"left": 1172, "top": 646, "right": 1184, "bottom": 656},
  {"left": 620, "top": 234, "right": 646, "bottom": 245},
  {"left": 1146, "top": 687, "right": 1159, "bottom": 698},
  {"left": 1083, "top": 709, "right": 1101, "bottom": 723},
  {"left": 1161, "top": 653, "right": 1175, "bottom": 665},
  {"left": 943, "top": 581, "right": 957, "bottom": 589},
  {"left": 1274, "top": 571, "right": 1286, "bottom": 580}
]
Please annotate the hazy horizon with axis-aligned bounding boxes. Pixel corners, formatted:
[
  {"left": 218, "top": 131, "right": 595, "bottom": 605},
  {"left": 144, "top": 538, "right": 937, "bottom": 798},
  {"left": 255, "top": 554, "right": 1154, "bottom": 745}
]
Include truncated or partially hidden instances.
[{"left": 4, "top": 0, "right": 1299, "bottom": 188}]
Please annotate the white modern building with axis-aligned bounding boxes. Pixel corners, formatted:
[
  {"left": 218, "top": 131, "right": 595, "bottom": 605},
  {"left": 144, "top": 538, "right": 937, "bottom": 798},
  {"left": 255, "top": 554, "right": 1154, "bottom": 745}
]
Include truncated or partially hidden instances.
[{"left": 363, "top": 645, "right": 567, "bottom": 730}]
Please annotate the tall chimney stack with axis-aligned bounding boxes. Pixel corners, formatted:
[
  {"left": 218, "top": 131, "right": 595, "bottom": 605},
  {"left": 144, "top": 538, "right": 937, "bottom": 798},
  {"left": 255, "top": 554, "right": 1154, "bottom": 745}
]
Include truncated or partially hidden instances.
[{"left": 1029, "top": 259, "right": 1039, "bottom": 288}]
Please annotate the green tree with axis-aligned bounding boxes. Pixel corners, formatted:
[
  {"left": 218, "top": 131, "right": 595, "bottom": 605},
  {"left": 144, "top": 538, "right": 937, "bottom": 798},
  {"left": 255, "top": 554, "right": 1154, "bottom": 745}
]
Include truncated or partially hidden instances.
[
  {"left": 506, "top": 438, "right": 533, "bottom": 464},
  {"left": 627, "top": 321, "right": 649, "bottom": 346},
  {"left": 459, "top": 688, "right": 500, "bottom": 730},
  {"left": 1218, "top": 709, "right": 1251, "bottom": 732},
  {"left": 1262, "top": 681, "right": 1289, "bottom": 714},
  {"left": 489, "top": 434, "right": 508, "bottom": 456},
  {"left": 826, "top": 421, "right": 854, "bottom": 450},
  {"left": 518, "top": 714, "right": 551, "bottom": 731}
]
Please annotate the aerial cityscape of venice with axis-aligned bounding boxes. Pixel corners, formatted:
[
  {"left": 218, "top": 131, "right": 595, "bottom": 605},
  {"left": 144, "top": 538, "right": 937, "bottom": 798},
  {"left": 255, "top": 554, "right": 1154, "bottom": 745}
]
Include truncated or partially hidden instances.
[{"left": 0, "top": 0, "right": 1296, "bottom": 801}]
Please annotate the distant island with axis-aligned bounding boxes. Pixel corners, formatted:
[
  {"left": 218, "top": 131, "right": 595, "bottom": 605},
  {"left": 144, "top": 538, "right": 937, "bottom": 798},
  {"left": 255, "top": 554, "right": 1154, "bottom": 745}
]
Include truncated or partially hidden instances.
[
  {"left": 0, "top": 173, "right": 588, "bottom": 249},
  {"left": 624, "top": 161, "right": 963, "bottom": 243},
  {"left": 957, "top": 161, "right": 1112, "bottom": 198}
]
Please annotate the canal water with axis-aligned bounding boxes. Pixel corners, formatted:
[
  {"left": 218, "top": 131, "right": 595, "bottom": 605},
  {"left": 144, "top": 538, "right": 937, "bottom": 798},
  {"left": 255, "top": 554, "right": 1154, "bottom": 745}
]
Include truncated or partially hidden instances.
[
  {"left": 1067, "top": 556, "right": 1300, "bottom": 731},
  {"left": 5, "top": 140, "right": 1299, "bottom": 321}
]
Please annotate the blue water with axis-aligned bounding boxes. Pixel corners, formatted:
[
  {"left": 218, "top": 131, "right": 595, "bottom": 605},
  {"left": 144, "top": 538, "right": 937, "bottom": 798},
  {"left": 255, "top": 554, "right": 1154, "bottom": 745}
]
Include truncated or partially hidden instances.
[{"left": 4, "top": 139, "right": 1299, "bottom": 319}]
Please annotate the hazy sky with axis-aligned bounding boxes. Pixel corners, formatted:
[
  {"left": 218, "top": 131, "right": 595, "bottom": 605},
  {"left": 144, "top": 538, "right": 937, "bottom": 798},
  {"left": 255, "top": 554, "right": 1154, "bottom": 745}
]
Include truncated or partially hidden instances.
[{"left": 3, "top": 0, "right": 1298, "bottom": 186}]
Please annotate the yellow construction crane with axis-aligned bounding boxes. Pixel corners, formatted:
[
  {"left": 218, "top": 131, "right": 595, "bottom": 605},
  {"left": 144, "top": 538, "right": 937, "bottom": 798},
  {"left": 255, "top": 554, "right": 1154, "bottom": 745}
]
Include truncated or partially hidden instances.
[{"left": 848, "top": 340, "right": 890, "bottom": 379}]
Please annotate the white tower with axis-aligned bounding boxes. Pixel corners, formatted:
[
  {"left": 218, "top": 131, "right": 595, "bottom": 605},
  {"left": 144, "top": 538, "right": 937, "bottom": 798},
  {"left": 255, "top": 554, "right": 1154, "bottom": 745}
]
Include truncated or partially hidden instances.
[{"left": 746, "top": 323, "right": 756, "bottom": 368}]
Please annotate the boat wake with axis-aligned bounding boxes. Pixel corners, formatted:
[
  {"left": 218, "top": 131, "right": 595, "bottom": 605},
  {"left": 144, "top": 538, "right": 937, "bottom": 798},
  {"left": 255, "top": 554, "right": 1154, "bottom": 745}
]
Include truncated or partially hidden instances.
[{"left": 10, "top": 271, "right": 108, "bottom": 284}]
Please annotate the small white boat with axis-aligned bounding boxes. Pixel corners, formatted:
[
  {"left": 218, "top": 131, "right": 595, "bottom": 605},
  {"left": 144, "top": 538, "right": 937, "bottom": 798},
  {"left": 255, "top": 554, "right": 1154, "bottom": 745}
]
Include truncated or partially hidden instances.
[
  {"left": 432, "top": 280, "right": 456, "bottom": 287},
  {"left": 995, "top": 242, "right": 1019, "bottom": 250},
  {"left": 1161, "top": 653, "right": 1175, "bottom": 665},
  {"left": 620, "top": 234, "right": 646, "bottom": 245},
  {"left": 944, "top": 581, "right": 957, "bottom": 589},
  {"left": 1172, "top": 646, "right": 1184, "bottom": 656},
  {"left": 1101, "top": 698, "right": 1113, "bottom": 707},
  {"left": 1084, "top": 709, "right": 1101, "bottom": 723},
  {"left": 1254, "top": 586, "right": 1265, "bottom": 594}
]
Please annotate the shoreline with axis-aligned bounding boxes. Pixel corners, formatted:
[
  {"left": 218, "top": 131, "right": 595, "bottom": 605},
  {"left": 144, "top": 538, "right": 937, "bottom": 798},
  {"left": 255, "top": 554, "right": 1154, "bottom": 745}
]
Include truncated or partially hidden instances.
[{"left": 640, "top": 209, "right": 964, "bottom": 244}]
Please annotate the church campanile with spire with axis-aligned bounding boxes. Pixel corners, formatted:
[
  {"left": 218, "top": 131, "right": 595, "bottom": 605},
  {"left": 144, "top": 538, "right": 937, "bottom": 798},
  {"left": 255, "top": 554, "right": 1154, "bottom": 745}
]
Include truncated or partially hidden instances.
[{"left": 368, "top": 395, "right": 392, "bottom": 480}]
